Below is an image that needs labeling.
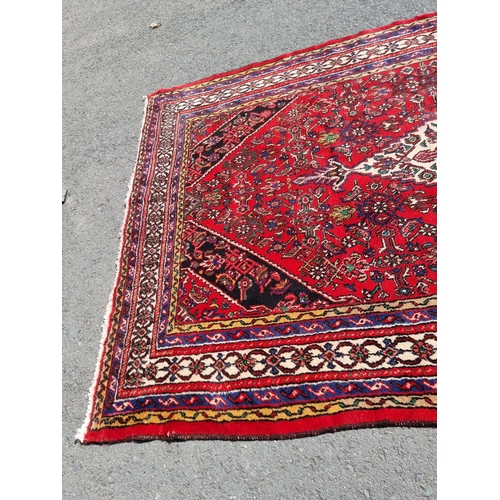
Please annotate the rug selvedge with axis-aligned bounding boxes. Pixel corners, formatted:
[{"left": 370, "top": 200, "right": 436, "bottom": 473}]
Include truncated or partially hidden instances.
[{"left": 78, "top": 13, "right": 437, "bottom": 443}]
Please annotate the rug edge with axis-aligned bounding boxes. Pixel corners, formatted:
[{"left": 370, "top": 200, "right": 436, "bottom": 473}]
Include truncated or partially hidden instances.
[
  {"left": 75, "top": 97, "right": 152, "bottom": 444},
  {"left": 147, "top": 11, "right": 437, "bottom": 100},
  {"left": 80, "top": 407, "right": 437, "bottom": 444}
]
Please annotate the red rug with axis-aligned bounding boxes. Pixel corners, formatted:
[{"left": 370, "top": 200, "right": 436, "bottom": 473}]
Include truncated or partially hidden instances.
[{"left": 78, "top": 13, "right": 437, "bottom": 443}]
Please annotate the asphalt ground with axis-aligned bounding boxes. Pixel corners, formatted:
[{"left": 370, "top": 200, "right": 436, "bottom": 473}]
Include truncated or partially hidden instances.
[{"left": 62, "top": 1, "right": 437, "bottom": 498}]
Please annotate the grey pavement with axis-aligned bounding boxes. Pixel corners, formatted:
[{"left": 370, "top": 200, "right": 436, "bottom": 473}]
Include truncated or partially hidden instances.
[{"left": 62, "top": 1, "right": 437, "bottom": 499}]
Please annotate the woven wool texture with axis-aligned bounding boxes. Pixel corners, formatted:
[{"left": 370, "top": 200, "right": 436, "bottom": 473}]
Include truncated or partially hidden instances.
[{"left": 78, "top": 13, "right": 437, "bottom": 443}]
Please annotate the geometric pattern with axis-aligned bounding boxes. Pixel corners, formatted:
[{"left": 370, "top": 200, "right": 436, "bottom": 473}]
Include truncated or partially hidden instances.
[{"left": 77, "top": 13, "right": 437, "bottom": 443}]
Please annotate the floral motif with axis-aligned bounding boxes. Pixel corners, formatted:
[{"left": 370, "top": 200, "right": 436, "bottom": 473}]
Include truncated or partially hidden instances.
[
  {"left": 330, "top": 205, "right": 356, "bottom": 223},
  {"left": 318, "top": 132, "right": 339, "bottom": 146},
  {"left": 80, "top": 14, "right": 437, "bottom": 444}
]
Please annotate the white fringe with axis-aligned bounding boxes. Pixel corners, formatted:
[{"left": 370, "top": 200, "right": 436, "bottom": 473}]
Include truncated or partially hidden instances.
[{"left": 75, "top": 96, "right": 150, "bottom": 443}]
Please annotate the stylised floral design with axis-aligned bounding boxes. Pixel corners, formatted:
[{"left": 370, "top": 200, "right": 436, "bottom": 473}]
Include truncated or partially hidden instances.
[
  {"left": 202, "top": 189, "right": 223, "bottom": 206},
  {"left": 235, "top": 354, "right": 257, "bottom": 372},
  {"left": 189, "top": 359, "right": 206, "bottom": 375},
  {"left": 330, "top": 205, "right": 356, "bottom": 223},
  {"left": 200, "top": 253, "right": 225, "bottom": 273},
  {"left": 309, "top": 265, "right": 326, "bottom": 280},
  {"left": 412, "top": 340, "right": 435, "bottom": 359},
  {"left": 145, "top": 362, "right": 158, "bottom": 380},
  {"left": 236, "top": 222, "right": 251, "bottom": 235},
  {"left": 79, "top": 14, "right": 437, "bottom": 444},
  {"left": 318, "top": 132, "right": 339, "bottom": 146},
  {"left": 349, "top": 345, "right": 369, "bottom": 362},
  {"left": 292, "top": 348, "right": 314, "bottom": 367},
  {"left": 341, "top": 254, "right": 369, "bottom": 281}
]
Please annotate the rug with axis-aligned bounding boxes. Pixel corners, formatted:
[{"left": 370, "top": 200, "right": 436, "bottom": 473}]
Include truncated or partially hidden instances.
[{"left": 77, "top": 13, "right": 437, "bottom": 443}]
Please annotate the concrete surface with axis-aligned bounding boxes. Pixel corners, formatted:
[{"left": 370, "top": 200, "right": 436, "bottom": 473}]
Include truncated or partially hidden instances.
[{"left": 62, "top": 1, "right": 437, "bottom": 498}]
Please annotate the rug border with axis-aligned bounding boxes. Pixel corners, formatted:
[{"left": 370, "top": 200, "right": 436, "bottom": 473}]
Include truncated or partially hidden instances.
[
  {"left": 81, "top": 408, "right": 436, "bottom": 444},
  {"left": 75, "top": 97, "right": 152, "bottom": 443},
  {"left": 147, "top": 12, "right": 436, "bottom": 100},
  {"left": 76, "top": 11, "right": 437, "bottom": 444}
]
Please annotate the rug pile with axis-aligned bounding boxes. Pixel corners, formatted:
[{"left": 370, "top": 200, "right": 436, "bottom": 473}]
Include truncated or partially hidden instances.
[{"left": 77, "top": 13, "right": 436, "bottom": 443}]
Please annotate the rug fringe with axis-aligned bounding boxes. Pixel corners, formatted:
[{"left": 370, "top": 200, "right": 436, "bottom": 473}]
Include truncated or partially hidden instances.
[{"left": 75, "top": 96, "right": 151, "bottom": 443}]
